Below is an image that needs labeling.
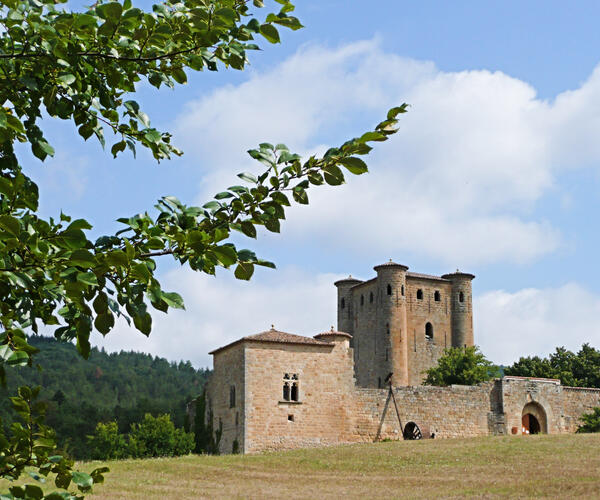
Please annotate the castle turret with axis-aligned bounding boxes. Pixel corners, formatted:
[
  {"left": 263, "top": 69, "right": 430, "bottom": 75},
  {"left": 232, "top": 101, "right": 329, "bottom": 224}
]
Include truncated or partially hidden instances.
[
  {"left": 374, "top": 260, "right": 409, "bottom": 386},
  {"left": 441, "top": 271, "right": 475, "bottom": 348},
  {"left": 334, "top": 276, "right": 362, "bottom": 335}
]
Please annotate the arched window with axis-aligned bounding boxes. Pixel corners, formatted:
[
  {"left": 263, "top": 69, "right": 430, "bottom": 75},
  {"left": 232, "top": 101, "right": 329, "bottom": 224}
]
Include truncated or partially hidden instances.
[
  {"left": 425, "top": 322, "right": 433, "bottom": 341},
  {"left": 459, "top": 291, "right": 465, "bottom": 303},
  {"left": 360, "top": 294, "right": 364, "bottom": 306},
  {"left": 341, "top": 298, "right": 345, "bottom": 309},
  {"left": 417, "top": 289, "right": 423, "bottom": 300},
  {"left": 387, "top": 284, "right": 392, "bottom": 296},
  {"left": 434, "top": 291, "right": 441, "bottom": 302},
  {"left": 229, "top": 385, "right": 236, "bottom": 408},
  {"left": 369, "top": 291, "right": 373, "bottom": 303},
  {"left": 290, "top": 382, "right": 298, "bottom": 402},
  {"left": 401, "top": 285, "right": 405, "bottom": 296}
]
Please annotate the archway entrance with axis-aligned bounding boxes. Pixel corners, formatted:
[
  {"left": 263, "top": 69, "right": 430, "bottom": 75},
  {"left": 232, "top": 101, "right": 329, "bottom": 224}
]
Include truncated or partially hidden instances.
[{"left": 521, "top": 402, "right": 547, "bottom": 435}]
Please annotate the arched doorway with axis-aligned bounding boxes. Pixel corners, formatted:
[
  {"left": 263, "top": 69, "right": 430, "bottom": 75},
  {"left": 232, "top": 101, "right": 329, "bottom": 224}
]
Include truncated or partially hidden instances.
[
  {"left": 521, "top": 402, "right": 547, "bottom": 435},
  {"left": 403, "top": 422, "right": 423, "bottom": 440}
]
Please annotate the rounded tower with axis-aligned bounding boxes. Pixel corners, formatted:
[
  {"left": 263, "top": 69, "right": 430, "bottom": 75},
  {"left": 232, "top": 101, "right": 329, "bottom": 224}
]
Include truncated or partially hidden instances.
[
  {"left": 441, "top": 271, "right": 475, "bottom": 348},
  {"left": 374, "top": 260, "right": 409, "bottom": 386},
  {"left": 334, "top": 276, "right": 362, "bottom": 335}
]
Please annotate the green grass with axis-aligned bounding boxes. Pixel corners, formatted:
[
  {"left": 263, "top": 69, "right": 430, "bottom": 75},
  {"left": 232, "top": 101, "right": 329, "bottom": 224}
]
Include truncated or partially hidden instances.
[{"left": 6, "top": 434, "right": 600, "bottom": 499}]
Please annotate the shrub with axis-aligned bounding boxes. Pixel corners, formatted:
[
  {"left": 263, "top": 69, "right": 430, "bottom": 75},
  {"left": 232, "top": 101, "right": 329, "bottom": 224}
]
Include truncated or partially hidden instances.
[
  {"left": 88, "top": 421, "right": 128, "bottom": 460},
  {"left": 128, "top": 413, "right": 194, "bottom": 458},
  {"left": 424, "top": 346, "right": 500, "bottom": 386},
  {"left": 577, "top": 407, "right": 600, "bottom": 433}
]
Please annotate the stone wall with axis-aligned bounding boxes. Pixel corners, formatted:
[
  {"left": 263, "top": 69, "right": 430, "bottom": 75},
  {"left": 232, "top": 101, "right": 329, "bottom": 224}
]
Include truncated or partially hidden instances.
[
  {"left": 243, "top": 337, "right": 356, "bottom": 453},
  {"left": 405, "top": 277, "right": 453, "bottom": 385},
  {"left": 351, "top": 382, "right": 495, "bottom": 442},
  {"left": 205, "top": 343, "right": 245, "bottom": 455}
]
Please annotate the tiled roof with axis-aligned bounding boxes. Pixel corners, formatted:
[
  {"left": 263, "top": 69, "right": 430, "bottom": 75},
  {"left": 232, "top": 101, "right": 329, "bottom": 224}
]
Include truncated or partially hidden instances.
[
  {"left": 373, "top": 260, "right": 408, "bottom": 271},
  {"left": 314, "top": 328, "right": 353, "bottom": 340},
  {"left": 334, "top": 275, "right": 363, "bottom": 286},
  {"left": 209, "top": 328, "right": 332, "bottom": 354},
  {"left": 406, "top": 272, "right": 449, "bottom": 282}
]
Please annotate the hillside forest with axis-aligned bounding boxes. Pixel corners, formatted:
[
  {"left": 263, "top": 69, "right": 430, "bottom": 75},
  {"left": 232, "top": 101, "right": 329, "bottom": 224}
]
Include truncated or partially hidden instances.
[{"left": 0, "top": 336, "right": 209, "bottom": 459}]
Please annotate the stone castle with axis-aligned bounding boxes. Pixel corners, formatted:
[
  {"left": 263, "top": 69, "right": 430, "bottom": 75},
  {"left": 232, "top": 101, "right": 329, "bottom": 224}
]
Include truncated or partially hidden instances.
[{"left": 203, "top": 261, "right": 600, "bottom": 454}]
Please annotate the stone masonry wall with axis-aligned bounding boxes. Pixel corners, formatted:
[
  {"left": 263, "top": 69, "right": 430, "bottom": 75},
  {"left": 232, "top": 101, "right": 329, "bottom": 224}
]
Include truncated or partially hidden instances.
[
  {"left": 244, "top": 337, "right": 357, "bottom": 453},
  {"left": 405, "top": 277, "right": 453, "bottom": 385},
  {"left": 205, "top": 344, "right": 245, "bottom": 455},
  {"left": 351, "top": 382, "right": 495, "bottom": 442},
  {"left": 500, "top": 377, "right": 600, "bottom": 435}
]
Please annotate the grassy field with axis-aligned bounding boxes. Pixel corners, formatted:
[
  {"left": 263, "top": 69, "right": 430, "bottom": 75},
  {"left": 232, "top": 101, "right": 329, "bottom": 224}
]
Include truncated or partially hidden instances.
[{"left": 6, "top": 434, "right": 600, "bottom": 499}]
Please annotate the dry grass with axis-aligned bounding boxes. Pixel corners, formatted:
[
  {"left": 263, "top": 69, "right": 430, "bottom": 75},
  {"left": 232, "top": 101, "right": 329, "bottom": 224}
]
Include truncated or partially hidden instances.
[{"left": 6, "top": 434, "right": 600, "bottom": 499}]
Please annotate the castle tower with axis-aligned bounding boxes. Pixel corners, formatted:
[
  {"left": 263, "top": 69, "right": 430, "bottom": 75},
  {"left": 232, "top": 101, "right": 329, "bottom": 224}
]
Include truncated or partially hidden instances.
[
  {"left": 373, "top": 261, "right": 409, "bottom": 386},
  {"left": 334, "top": 276, "right": 362, "bottom": 335},
  {"left": 441, "top": 271, "right": 475, "bottom": 348}
]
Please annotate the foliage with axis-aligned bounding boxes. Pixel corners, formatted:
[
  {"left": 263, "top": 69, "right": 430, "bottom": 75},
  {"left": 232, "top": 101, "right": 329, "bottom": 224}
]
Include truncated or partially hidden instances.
[
  {"left": 192, "top": 390, "right": 220, "bottom": 454},
  {"left": 88, "top": 414, "right": 193, "bottom": 460},
  {"left": 0, "top": 335, "right": 209, "bottom": 459},
  {"left": 423, "top": 346, "right": 501, "bottom": 387},
  {"left": 87, "top": 422, "right": 128, "bottom": 460},
  {"left": 0, "top": 386, "right": 109, "bottom": 499},
  {"left": 576, "top": 407, "right": 600, "bottom": 433},
  {"left": 128, "top": 414, "right": 194, "bottom": 458},
  {"left": 505, "top": 343, "right": 600, "bottom": 388},
  {"left": 0, "top": 0, "right": 405, "bottom": 495}
]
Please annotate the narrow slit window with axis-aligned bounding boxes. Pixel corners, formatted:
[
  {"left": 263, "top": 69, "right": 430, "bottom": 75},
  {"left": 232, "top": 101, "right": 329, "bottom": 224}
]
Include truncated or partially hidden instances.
[
  {"left": 369, "top": 291, "right": 374, "bottom": 303},
  {"left": 229, "top": 385, "right": 236, "bottom": 408},
  {"left": 434, "top": 291, "right": 441, "bottom": 302},
  {"left": 341, "top": 298, "right": 345, "bottom": 309},
  {"left": 387, "top": 284, "right": 392, "bottom": 295},
  {"left": 291, "top": 382, "right": 298, "bottom": 402},
  {"left": 459, "top": 291, "right": 465, "bottom": 303},
  {"left": 401, "top": 285, "right": 405, "bottom": 296},
  {"left": 417, "top": 289, "right": 423, "bottom": 300},
  {"left": 386, "top": 323, "right": 390, "bottom": 335},
  {"left": 360, "top": 294, "right": 364, "bottom": 306}
]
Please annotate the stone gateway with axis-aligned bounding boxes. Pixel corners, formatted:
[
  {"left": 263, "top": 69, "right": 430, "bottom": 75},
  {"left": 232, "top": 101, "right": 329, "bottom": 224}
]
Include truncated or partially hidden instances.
[{"left": 203, "top": 261, "right": 600, "bottom": 454}]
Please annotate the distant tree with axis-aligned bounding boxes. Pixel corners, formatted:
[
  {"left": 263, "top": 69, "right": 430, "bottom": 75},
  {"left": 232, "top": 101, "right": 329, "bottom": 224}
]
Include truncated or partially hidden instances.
[
  {"left": 88, "top": 422, "right": 128, "bottom": 460},
  {"left": 505, "top": 344, "right": 600, "bottom": 388},
  {"left": 423, "top": 346, "right": 501, "bottom": 387},
  {"left": 128, "top": 414, "right": 193, "bottom": 458},
  {"left": 576, "top": 407, "right": 600, "bottom": 433}
]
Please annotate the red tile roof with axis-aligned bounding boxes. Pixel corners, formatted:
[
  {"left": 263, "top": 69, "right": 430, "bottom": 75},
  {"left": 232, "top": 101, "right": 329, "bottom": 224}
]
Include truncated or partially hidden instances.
[{"left": 209, "top": 328, "right": 332, "bottom": 355}]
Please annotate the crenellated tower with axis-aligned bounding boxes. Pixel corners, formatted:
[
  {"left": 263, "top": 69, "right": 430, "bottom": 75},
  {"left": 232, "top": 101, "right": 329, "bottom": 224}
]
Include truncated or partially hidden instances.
[
  {"left": 334, "top": 276, "right": 362, "bottom": 336},
  {"left": 441, "top": 271, "right": 475, "bottom": 348},
  {"left": 373, "top": 261, "right": 409, "bottom": 387},
  {"left": 336, "top": 261, "right": 475, "bottom": 387}
]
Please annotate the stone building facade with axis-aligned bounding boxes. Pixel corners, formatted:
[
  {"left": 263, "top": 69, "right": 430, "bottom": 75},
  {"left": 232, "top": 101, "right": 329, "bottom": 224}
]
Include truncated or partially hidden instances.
[
  {"left": 203, "top": 261, "right": 600, "bottom": 454},
  {"left": 335, "top": 261, "right": 474, "bottom": 387}
]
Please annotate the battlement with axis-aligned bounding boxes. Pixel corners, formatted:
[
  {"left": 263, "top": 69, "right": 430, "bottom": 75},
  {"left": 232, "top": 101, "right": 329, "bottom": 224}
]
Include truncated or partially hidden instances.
[{"left": 336, "top": 260, "right": 475, "bottom": 387}]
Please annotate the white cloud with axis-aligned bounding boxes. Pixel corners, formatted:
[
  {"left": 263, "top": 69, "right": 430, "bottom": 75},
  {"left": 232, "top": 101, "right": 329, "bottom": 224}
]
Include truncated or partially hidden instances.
[
  {"left": 91, "top": 265, "right": 600, "bottom": 370},
  {"left": 92, "top": 266, "right": 341, "bottom": 368},
  {"left": 476, "top": 283, "right": 600, "bottom": 365},
  {"left": 173, "top": 39, "right": 600, "bottom": 266}
]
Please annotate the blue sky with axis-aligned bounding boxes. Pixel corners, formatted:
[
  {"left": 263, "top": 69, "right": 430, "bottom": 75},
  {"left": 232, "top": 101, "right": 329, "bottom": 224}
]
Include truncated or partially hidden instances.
[{"left": 23, "top": 1, "right": 600, "bottom": 367}]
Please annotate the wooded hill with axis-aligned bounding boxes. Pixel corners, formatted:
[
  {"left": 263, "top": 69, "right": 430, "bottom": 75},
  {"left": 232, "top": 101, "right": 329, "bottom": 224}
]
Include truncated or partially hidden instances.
[{"left": 0, "top": 336, "right": 210, "bottom": 459}]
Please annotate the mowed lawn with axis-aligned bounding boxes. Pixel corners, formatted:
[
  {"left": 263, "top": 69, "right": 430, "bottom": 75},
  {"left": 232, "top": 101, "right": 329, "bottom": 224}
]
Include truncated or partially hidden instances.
[{"left": 6, "top": 434, "right": 600, "bottom": 499}]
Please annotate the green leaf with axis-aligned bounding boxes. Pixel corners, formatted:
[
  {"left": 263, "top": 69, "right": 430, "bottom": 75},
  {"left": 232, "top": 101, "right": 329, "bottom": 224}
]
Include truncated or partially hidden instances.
[
  {"left": 259, "top": 23, "right": 280, "bottom": 43},
  {"left": 240, "top": 221, "right": 257, "bottom": 238},
  {"left": 94, "top": 312, "right": 115, "bottom": 335},
  {"left": 211, "top": 245, "right": 237, "bottom": 267},
  {"left": 238, "top": 172, "right": 257, "bottom": 183},
  {"left": 161, "top": 291, "right": 185, "bottom": 310},
  {"left": 97, "top": 2, "right": 123, "bottom": 21},
  {"left": 77, "top": 271, "right": 98, "bottom": 286},
  {"left": 6, "top": 351, "right": 29, "bottom": 366},
  {"left": 0, "top": 215, "right": 20, "bottom": 236},
  {"left": 57, "top": 73, "right": 76, "bottom": 85},
  {"left": 234, "top": 262, "right": 254, "bottom": 280},
  {"left": 339, "top": 157, "right": 368, "bottom": 175},
  {"left": 72, "top": 471, "right": 93, "bottom": 490},
  {"left": 387, "top": 104, "right": 409, "bottom": 119}
]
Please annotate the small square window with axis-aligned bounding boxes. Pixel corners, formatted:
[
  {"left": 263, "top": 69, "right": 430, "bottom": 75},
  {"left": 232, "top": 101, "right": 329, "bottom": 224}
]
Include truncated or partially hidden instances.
[{"left": 288, "top": 414, "right": 294, "bottom": 422}]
